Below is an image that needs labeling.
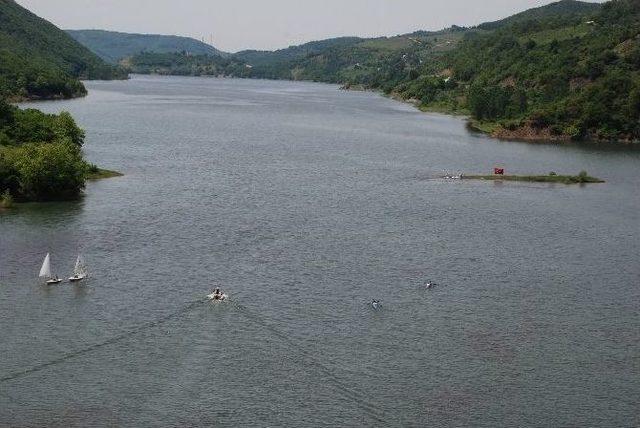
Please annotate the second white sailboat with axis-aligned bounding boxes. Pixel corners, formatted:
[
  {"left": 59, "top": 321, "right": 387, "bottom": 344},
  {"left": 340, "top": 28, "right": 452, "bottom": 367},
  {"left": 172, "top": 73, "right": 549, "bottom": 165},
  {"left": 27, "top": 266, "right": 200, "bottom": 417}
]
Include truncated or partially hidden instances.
[{"left": 69, "top": 255, "right": 88, "bottom": 282}]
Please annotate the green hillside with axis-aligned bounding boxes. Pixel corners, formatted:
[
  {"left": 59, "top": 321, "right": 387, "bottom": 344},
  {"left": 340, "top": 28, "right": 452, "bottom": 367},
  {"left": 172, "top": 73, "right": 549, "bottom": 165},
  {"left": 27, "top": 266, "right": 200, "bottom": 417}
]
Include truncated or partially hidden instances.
[
  {"left": 233, "top": 32, "right": 457, "bottom": 82},
  {"left": 0, "top": 0, "right": 125, "bottom": 100},
  {"left": 391, "top": 0, "right": 639, "bottom": 142},
  {"left": 67, "top": 29, "right": 226, "bottom": 64}
]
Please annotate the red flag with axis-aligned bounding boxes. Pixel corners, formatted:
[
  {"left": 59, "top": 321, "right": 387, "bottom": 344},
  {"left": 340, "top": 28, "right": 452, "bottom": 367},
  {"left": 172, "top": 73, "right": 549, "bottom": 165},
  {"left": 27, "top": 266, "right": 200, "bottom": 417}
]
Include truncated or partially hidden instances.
[{"left": 494, "top": 168, "right": 505, "bottom": 175}]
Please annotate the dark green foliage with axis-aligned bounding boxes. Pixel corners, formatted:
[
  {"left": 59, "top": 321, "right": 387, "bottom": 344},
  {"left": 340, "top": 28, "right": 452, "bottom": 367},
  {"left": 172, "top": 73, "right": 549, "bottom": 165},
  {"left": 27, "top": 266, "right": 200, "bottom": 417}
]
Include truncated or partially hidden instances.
[
  {"left": 67, "top": 30, "right": 227, "bottom": 64},
  {"left": 1, "top": 141, "right": 87, "bottom": 201},
  {"left": 0, "top": 98, "right": 89, "bottom": 201},
  {"left": 0, "top": 0, "right": 126, "bottom": 100},
  {"left": 0, "top": 50, "right": 88, "bottom": 100},
  {"left": 412, "top": 0, "right": 640, "bottom": 141},
  {"left": 468, "top": 84, "right": 525, "bottom": 120},
  {"left": 388, "top": 0, "right": 639, "bottom": 141},
  {"left": 0, "top": 103, "right": 84, "bottom": 147}
]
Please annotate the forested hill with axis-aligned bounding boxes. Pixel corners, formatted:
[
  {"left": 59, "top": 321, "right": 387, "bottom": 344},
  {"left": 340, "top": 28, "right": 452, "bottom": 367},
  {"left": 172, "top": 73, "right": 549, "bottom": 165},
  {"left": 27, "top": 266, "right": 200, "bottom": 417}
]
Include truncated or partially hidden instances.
[
  {"left": 0, "top": 0, "right": 125, "bottom": 100},
  {"left": 66, "top": 30, "right": 227, "bottom": 64},
  {"left": 404, "top": 0, "right": 638, "bottom": 142}
]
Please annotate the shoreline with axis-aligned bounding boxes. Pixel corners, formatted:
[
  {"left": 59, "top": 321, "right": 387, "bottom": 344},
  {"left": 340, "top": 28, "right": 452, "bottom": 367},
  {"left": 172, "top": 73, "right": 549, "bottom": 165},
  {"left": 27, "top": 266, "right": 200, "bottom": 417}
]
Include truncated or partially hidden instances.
[
  {"left": 8, "top": 92, "right": 87, "bottom": 104},
  {"left": 340, "top": 84, "right": 639, "bottom": 146},
  {"left": 86, "top": 168, "right": 123, "bottom": 180},
  {"left": 0, "top": 168, "right": 123, "bottom": 210}
]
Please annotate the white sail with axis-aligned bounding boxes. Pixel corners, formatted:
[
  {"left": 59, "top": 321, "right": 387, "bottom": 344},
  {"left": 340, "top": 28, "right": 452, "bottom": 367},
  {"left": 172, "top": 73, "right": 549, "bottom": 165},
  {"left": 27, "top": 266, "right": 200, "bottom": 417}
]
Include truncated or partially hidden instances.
[
  {"left": 73, "top": 255, "right": 87, "bottom": 276},
  {"left": 39, "top": 253, "right": 51, "bottom": 278}
]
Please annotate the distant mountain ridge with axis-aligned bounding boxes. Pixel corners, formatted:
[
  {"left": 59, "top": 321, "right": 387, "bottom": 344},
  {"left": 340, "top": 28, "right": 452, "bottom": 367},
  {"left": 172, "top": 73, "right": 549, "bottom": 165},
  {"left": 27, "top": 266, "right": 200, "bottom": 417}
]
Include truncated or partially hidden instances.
[
  {"left": 0, "top": 0, "right": 124, "bottom": 99},
  {"left": 66, "top": 29, "right": 226, "bottom": 63}
]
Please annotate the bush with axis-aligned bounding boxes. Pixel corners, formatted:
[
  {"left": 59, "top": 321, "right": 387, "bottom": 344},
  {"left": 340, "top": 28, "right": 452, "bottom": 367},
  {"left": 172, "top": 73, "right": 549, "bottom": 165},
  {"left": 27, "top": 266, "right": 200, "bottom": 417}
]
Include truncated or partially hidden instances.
[
  {"left": 564, "top": 124, "right": 584, "bottom": 140},
  {"left": 87, "top": 163, "right": 99, "bottom": 174},
  {"left": 0, "top": 101, "right": 90, "bottom": 201},
  {"left": 2, "top": 142, "right": 87, "bottom": 201}
]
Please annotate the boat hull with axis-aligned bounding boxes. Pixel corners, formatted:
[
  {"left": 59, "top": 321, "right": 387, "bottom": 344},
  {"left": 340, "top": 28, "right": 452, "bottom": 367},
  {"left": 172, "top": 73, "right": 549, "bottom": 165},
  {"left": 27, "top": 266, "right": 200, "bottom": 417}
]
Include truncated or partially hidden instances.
[
  {"left": 46, "top": 279, "right": 62, "bottom": 285},
  {"left": 207, "top": 293, "right": 228, "bottom": 302}
]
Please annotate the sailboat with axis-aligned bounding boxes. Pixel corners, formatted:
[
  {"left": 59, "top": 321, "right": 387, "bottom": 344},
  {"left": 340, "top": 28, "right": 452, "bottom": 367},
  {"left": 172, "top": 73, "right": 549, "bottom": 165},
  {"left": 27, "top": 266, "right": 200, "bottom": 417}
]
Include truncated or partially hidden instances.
[
  {"left": 68, "top": 255, "right": 88, "bottom": 282},
  {"left": 39, "top": 253, "right": 62, "bottom": 285}
]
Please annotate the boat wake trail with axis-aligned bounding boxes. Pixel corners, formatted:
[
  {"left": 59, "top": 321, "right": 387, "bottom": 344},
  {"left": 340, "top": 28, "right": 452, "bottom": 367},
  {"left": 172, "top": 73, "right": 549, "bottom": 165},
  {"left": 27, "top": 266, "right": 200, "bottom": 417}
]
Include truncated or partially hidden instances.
[
  {"left": 1, "top": 298, "right": 387, "bottom": 424},
  {"left": 231, "top": 301, "right": 388, "bottom": 425},
  {"left": 0, "top": 299, "right": 206, "bottom": 385}
]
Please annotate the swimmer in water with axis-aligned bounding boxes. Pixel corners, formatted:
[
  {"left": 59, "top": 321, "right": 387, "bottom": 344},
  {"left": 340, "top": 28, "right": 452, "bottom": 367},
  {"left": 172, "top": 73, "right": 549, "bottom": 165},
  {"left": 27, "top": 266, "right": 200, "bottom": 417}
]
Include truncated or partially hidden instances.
[{"left": 425, "top": 281, "right": 438, "bottom": 289}]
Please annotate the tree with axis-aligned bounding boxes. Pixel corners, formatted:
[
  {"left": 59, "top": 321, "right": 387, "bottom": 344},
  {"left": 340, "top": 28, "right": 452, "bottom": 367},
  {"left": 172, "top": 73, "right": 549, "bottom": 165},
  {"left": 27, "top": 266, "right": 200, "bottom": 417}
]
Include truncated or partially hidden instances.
[
  {"left": 4, "top": 142, "right": 87, "bottom": 201},
  {"left": 0, "top": 98, "right": 15, "bottom": 128},
  {"left": 53, "top": 111, "right": 85, "bottom": 147},
  {"left": 468, "top": 84, "right": 513, "bottom": 120},
  {"left": 629, "top": 86, "right": 640, "bottom": 117}
]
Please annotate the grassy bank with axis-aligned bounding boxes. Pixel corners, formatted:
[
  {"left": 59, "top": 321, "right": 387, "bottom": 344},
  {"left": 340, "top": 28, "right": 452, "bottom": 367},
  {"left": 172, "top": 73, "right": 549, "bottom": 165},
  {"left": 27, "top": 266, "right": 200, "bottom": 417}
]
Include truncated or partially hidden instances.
[
  {"left": 461, "top": 172, "right": 604, "bottom": 184},
  {"left": 467, "top": 119, "right": 502, "bottom": 135},
  {"left": 86, "top": 168, "right": 123, "bottom": 180}
]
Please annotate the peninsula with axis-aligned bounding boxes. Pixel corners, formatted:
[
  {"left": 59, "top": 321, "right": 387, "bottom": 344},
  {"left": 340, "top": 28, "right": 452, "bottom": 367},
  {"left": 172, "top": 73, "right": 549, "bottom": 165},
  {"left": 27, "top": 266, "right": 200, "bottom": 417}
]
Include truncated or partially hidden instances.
[
  {"left": 461, "top": 171, "right": 605, "bottom": 184},
  {"left": 0, "top": 0, "right": 125, "bottom": 204}
]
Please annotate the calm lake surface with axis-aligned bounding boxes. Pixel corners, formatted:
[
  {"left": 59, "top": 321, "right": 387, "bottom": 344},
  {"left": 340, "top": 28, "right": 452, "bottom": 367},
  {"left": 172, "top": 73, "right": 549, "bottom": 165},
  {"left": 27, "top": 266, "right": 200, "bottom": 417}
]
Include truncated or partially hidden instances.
[{"left": 1, "top": 75, "right": 639, "bottom": 427}]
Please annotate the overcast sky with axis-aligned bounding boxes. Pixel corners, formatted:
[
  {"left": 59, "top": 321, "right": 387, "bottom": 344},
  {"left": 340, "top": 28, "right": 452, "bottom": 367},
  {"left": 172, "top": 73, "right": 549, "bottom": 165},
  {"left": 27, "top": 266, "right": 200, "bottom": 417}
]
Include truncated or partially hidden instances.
[{"left": 16, "top": 0, "right": 603, "bottom": 52}]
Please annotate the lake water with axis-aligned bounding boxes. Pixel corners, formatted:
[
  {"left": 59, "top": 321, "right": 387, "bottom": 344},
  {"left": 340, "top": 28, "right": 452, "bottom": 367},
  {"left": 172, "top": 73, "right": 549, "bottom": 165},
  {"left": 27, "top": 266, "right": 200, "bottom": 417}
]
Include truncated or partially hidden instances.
[{"left": 1, "top": 75, "right": 639, "bottom": 427}]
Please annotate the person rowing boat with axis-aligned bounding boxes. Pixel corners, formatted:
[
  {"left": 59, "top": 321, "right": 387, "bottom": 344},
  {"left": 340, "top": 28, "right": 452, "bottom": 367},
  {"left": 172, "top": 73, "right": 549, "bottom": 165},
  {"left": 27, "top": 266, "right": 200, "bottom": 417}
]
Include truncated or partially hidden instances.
[{"left": 207, "top": 288, "right": 227, "bottom": 301}]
